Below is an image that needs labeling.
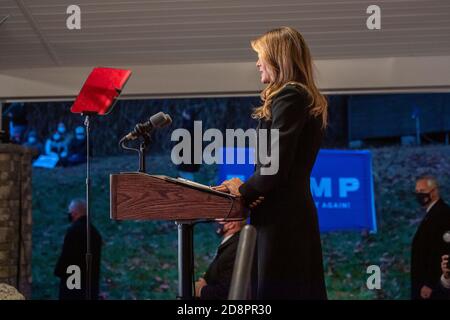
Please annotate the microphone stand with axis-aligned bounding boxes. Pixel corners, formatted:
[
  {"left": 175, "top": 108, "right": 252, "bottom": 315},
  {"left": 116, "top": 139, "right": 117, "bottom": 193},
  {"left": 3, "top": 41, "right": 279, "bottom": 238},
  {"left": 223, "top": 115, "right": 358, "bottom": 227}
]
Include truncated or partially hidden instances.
[
  {"left": 119, "top": 131, "right": 152, "bottom": 174},
  {"left": 83, "top": 112, "right": 94, "bottom": 300},
  {"left": 70, "top": 68, "right": 132, "bottom": 301},
  {"left": 138, "top": 133, "right": 151, "bottom": 173}
]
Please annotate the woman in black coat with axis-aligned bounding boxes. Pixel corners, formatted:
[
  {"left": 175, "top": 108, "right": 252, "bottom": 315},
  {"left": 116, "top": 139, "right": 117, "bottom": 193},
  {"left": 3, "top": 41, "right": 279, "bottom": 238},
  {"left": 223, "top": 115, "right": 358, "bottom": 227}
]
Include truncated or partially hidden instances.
[{"left": 216, "top": 27, "right": 328, "bottom": 300}]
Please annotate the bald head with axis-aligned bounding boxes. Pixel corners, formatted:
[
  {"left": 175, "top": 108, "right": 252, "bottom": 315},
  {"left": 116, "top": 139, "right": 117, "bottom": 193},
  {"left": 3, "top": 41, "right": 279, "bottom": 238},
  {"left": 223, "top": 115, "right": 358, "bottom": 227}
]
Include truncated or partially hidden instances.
[
  {"left": 415, "top": 175, "right": 440, "bottom": 207},
  {"left": 416, "top": 176, "right": 439, "bottom": 193},
  {"left": 68, "top": 199, "right": 86, "bottom": 222},
  {"left": 220, "top": 219, "right": 246, "bottom": 238}
]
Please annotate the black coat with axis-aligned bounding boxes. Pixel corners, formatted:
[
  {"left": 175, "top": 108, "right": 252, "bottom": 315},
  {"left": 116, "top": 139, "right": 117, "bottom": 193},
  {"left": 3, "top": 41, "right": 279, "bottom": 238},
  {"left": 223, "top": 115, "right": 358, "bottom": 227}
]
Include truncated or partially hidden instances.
[
  {"left": 54, "top": 216, "right": 102, "bottom": 300},
  {"left": 239, "top": 84, "right": 327, "bottom": 300},
  {"left": 411, "top": 199, "right": 450, "bottom": 300},
  {"left": 436, "top": 281, "right": 450, "bottom": 299},
  {"left": 201, "top": 232, "right": 240, "bottom": 300}
]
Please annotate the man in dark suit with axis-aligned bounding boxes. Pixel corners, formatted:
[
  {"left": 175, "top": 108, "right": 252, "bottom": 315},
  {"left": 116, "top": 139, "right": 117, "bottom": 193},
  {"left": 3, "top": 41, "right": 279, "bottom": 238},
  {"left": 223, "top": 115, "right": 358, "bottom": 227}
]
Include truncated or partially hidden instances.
[
  {"left": 54, "top": 199, "right": 102, "bottom": 300},
  {"left": 194, "top": 220, "right": 244, "bottom": 300},
  {"left": 411, "top": 176, "right": 450, "bottom": 300}
]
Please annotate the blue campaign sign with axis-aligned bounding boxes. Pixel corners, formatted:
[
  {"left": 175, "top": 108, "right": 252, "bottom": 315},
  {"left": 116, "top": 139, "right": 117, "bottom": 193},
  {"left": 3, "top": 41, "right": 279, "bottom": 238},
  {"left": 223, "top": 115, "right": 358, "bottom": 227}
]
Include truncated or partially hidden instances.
[
  {"left": 311, "top": 150, "right": 377, "bottom": 233},
  {"left": 217, "top": 148, "right": 377, "bottom": 233}
]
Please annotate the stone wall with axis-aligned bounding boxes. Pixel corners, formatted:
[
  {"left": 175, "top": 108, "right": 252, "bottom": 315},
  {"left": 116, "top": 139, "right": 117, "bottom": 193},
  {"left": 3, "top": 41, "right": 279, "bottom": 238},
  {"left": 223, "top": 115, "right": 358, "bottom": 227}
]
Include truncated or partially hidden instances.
[{"left": 0, "top": 144, "right": 34, "bottom": 299}]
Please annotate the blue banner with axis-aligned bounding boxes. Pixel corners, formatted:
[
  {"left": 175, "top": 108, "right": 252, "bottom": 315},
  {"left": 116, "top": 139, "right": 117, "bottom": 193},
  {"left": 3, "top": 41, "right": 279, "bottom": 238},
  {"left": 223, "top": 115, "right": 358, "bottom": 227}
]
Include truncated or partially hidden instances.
[
  {"left": 311, "top": 149, "right": 377, "bottom": 232},
  {"left": 217, "top": 148, "right": 377, "bottom": 233}
]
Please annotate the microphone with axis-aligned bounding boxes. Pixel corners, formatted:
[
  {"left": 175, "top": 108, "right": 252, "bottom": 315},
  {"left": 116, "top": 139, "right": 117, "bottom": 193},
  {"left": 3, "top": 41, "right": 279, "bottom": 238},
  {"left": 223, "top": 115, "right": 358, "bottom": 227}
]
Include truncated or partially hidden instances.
[{"left": 123, "top": 112, "right": 172, "bottom": 141}]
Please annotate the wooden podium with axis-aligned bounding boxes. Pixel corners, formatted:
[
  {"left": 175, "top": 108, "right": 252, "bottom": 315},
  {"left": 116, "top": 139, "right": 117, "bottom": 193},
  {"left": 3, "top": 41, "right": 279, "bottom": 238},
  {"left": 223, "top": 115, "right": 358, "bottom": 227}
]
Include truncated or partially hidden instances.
[
  {"left": 110, "top": 172, "right": 247, "bottom": 299},
  {"left": 110, "top": 172, "right": 245, "bottom": 221}
]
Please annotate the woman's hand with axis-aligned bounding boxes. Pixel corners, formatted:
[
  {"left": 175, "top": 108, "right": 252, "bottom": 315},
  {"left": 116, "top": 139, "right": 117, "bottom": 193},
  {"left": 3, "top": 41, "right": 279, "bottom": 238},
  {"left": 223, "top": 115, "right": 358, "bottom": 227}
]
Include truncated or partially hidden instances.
[
  {"left": 211, "top": 184, "right": 229, "bottom": 193},
  {"left": 249, "top": 196, "right": 265, "bottom": 209},
  {"left": 213, "top": 178, "right": 264, "bottom": 209},
  {"left": 222, "top": 178, "right": 243, "bottom": 196}
]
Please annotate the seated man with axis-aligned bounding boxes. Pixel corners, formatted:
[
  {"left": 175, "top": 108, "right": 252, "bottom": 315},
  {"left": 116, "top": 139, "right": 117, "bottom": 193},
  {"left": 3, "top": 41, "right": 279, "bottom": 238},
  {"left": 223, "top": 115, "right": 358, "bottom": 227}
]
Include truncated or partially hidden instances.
[
  {"left": 195, "top": 220, "right": 245, "bottom": 300},
  {"left": 45, "top": 131, "right": 68, "bottom": 165},
  {"left": 23, "top": 130, "right": 43, "bottom": 159}
]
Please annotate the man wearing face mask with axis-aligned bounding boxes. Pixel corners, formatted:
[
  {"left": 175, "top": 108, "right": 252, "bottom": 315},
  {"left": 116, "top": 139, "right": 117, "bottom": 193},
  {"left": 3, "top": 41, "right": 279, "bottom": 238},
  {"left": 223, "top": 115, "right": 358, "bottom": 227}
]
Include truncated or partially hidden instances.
[
  {"left": 23, "top": 130, "right": 43, "bottom": 159},
  {"left": 54, "top": 199, "right": 102, "bottom": 300},
  {"left": 194, "top": 220, "right": 245, "bottom": 300},
  {"left": 411, "top": 175, "right": 450, "bottom": 300},
  {"left": 67, "top": 126, "right": 87, "bottom": 166}
]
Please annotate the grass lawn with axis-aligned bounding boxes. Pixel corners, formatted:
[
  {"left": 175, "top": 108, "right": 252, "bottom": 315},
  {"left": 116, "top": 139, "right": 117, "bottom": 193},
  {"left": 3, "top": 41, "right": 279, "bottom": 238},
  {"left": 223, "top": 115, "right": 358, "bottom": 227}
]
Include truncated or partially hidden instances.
[{"left": 31, "top": 145, "right": 450, "bottom": 299}]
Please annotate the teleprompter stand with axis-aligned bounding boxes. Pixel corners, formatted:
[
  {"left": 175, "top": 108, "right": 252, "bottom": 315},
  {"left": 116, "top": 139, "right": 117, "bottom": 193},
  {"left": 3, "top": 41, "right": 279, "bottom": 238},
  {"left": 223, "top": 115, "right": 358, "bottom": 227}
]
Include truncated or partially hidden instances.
[{"left": 71, "top": 67, "right": 131, "bottom": 299}]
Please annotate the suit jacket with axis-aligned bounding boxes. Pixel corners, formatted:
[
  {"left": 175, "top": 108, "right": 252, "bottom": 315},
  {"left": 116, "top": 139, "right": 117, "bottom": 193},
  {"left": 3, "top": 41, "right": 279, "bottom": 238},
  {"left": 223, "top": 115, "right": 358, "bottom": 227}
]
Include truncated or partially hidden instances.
[
  {"left": 201, "top": 232, "right": 240, "bottom": 300},
  {"left": 411, "top": 199, "right": 450, "bottom": 299},
  {"left": 436, "top": 279, "right": 450, "bottom": 299},
  {"left": 239, "top": 84, "right": 327, "bottom": 300},
  {"left": 54, "top": 216, "right": 102, "bottom": 300}
]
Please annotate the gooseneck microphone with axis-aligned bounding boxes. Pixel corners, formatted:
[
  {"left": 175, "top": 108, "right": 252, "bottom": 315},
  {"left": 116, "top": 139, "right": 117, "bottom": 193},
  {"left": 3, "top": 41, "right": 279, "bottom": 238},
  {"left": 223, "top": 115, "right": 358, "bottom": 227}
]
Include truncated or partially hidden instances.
[
  {"left": 122, "top": 111, "right": 172, "bottom": 141},
  {"left": 119, "top": 111, "right": 172, "bottom": 173}
]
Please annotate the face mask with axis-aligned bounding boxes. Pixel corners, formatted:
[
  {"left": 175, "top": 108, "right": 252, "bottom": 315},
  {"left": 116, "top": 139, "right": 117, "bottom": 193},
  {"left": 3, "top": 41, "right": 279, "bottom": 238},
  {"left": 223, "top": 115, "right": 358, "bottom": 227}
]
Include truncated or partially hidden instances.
[
  {"left": 58, "top": 126, "right": 66, "bottom": 134},
  {"left": 28, "top": 137, "right": 36, "bottom": 144},
  {"left": 53, "top": 133, "right": 61, "bottom": 141},
  {"left": 67, "top": 213, "right": 73, "bottom": 223},
  {"left": 415, "top": 192, "right": 432, "bottom": 207}
]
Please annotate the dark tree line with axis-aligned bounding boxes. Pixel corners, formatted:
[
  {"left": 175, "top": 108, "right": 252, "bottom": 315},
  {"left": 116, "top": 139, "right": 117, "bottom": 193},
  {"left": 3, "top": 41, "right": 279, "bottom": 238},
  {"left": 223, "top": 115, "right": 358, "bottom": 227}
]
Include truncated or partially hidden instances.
[{"left": 23, "top": 95, "right": 347, "bottom": 157}]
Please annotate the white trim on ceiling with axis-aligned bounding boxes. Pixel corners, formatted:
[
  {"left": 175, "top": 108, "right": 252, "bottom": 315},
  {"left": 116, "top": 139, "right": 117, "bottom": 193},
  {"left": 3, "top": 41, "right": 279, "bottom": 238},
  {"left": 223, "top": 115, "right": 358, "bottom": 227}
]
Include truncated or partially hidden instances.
[{"left": 1, "top": 55, "right": 450, "bottom": 101}]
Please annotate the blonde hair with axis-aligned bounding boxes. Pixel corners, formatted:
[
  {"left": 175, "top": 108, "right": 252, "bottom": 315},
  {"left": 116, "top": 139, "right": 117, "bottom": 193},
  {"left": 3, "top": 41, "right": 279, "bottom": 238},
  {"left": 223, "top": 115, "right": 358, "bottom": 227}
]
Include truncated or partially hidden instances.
[{"left": 251, "top": 27, "right": 328, "bottom": 128}]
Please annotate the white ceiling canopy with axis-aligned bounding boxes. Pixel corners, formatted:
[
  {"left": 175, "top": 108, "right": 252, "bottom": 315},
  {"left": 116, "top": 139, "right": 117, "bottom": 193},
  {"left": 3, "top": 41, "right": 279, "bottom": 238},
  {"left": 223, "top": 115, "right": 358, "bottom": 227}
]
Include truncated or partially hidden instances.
[{"left": 1, "top": 0, "right": 450, "bottom": 100}]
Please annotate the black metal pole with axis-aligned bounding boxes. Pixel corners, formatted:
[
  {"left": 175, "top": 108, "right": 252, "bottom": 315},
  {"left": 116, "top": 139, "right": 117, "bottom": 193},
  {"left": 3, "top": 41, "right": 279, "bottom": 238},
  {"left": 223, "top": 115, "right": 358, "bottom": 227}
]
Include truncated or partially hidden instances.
[
  {"left": 84, "top": 114, "right": 92, "bottom": 300},
  {"left": 139, "top": 141, "right": 146, "bottom": 173},
  {"left": 0, "top": 101, "right": 8, "bottom": 143},
  {"left": 16, "top": 154, "right": 23, "bottom": 291},
  {"left": 177, "top": 222, "right": 194, "bottom": 299},
  {"left": 138, "top": 134, "right": 151, "bottom": 173}
]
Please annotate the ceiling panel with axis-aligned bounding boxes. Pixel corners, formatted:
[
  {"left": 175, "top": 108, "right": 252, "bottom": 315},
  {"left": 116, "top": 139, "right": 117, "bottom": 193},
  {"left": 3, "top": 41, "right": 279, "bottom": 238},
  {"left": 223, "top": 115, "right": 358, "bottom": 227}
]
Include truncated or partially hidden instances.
[{"left": 0, "top": 0, "right": 449, "bottom": 69}]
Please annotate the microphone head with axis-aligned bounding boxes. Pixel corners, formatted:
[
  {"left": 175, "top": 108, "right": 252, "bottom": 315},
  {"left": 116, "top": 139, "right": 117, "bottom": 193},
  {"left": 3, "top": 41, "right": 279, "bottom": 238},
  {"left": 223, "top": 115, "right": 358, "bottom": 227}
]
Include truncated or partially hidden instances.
[
  {"left": 164, "top": 114, "right": 172, "bottom": 126},
  {"left": 150, "top": 112, "right": 172, "bottom": 128}
]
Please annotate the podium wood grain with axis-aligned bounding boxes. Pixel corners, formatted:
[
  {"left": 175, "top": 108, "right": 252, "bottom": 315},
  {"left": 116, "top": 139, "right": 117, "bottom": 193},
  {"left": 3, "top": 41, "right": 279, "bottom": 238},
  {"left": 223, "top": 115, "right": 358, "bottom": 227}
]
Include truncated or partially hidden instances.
[{"left": 110, "top": 173, "right": 245, "bottom": 221}]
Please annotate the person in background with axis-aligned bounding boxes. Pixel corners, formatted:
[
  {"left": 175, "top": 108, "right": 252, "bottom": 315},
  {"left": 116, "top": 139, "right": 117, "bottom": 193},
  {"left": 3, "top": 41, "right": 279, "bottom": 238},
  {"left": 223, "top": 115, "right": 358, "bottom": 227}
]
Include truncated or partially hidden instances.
[
  {"left": 23, "top": 130, "right": 43, "bottom": 159},
  {"left": 54, "top": 199, "right": 102, "bottom": 300},
  {"left": 411, "top": 175, "right": 450, "bottom": 299},
  {"left": 45, "top": 122, "right": 69, "bottom": 165},
  {"left": 67, "top": 126, "right": 87, "bottom": 166},
  {"left": 0, "top": 103, "right": 10, "bottom": 143},
  {"left": 5, "top": 102, "right": 27, "bottom": 144},
  {"left": 195, "top": 220, "right": 245, "bottom": 300},
  {"left": 55, "top": 122, "right": 71, "bottom": 146}
]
